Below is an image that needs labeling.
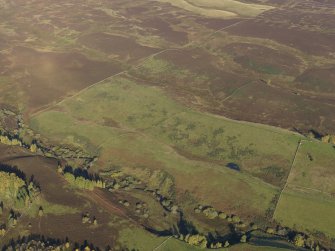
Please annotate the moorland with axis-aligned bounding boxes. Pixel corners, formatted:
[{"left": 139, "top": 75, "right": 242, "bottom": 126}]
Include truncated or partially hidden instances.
[{"left": 0, "top": 0, "right": 334, "bottom": 250}]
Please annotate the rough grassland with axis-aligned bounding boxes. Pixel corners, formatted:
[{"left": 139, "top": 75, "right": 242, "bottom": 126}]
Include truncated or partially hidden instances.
[
  {"left": 155, "top": 0, "right": 273, "bottom": 18},
  {"left": 54, "top": 77, "right": 301, "bottom": 166},
  {"left": 30, "top": 109, "right": 278, "bottom": 217},
  {"left": 29, "top": 77, "right": 303, "bottom": 217},
  {"left": 29, "top": 76, "right": 335, "bottom": 236}
]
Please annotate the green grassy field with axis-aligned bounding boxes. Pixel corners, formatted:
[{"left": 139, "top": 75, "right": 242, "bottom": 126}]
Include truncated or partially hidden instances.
[
  {"left": 288, "top": 140, "right": 335, "bottom": 194},
  {"left": 274, "top": 140, "right": 335, "bottom": 238},
  {"left": 274, "top": 188, "right": 335, "bottom": 238},
  {"left": 49, "top": 76, "right": 301, "bottom": 168},
  {"left": 30, "top": 110, "right": 279, "bottom": 218},
  {"left": 119, "top": 229, "right": 299, "bottom": 251}
]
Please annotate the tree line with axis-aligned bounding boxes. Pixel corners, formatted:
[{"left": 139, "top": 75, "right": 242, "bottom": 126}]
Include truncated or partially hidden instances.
[{"left": 62, "top": 166, "right": 105, "bottom": 191}]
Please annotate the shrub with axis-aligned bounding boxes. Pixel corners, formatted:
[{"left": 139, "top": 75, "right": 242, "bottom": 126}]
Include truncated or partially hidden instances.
[
  {"left": 224, "top": 241, "right": 230, "bottom": 247},
  {"left": 240, "top": 234, "right": 247, "bottom": 243}
]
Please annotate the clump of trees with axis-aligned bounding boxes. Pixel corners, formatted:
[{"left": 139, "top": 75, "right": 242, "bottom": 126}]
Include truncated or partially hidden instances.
[
  {"left": 194, "top": 205, "right": 245, "bottom": 227},
  {"left": 290, "top": 233, "right": 321, "bottom": 250},
  {"left": 322, "top": 135, "right": 335, "bottom": 145},
  {"left": 1, "top": 236, "right": 75, "bottom": 251},
  {"left": 202, "top": 207, "right": 219, "bottom": 219},
  {"left": 177, "top": 234, "right": 208, "bottom": 249},
  {"left": 118, "top": 200, "right": 130, "bottom": 207},
  {"left": 0, "top": 164, "right": 40, "bottom": 207},
  {"left": 0, "top": 131, "right": 41, "bottom": 153},
  {"left": 186, "top": 234, "right": 207, "bottom": 248},
  {"left": 81, "top": 212, "right": 98, "bottom": 226},
  {"left": 150, "top": 189, "right": 179, "bottom": 214},
  {"left": 134, "top": 201, "right": 150, "bottom": 218},
  {"left": 0, "top": 133, "right": 22, "bottom": 147},
  {"left": 63, "top": 166, "right": 105, "bottom": 191}
]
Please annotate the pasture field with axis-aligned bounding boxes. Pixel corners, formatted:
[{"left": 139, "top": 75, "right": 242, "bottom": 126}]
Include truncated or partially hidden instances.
[
  {"left": 274, "top": 140, "right": 335, "bottom": 238},
  {"left": 288, "top": 140, "right": 335, "bottom": 195},
  {"left": 274, "top": 188, "right": 335, "bottom": 238}
]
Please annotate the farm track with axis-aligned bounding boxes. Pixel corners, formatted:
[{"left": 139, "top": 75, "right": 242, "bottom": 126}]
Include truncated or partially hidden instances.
[
  {"left": 221, "top": 81, "right": 256, "bottom": 102},
  {"left": 0, "top": 154, "right": 35, "bottom": 163},
  {"left": 152, "top": 236, "right": 173, "bottom": 251},
  {"left": 87, "top": 188, "right": 143, "bottom": 227}
]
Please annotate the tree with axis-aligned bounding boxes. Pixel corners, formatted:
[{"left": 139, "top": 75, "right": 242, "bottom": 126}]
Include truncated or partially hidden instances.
[
  {"left": 322, "top": 135, "right": 330, "bottom": 143},
  {"left": 38, "top": 206, "right": 44, "bottom": 217},
  {"left": 219, "top": 212, "right": 227, "bottom": 219},
  {"left": 0, "top": 227, "right": 6, "bottom": 237},
  {"left": 8, "top": 211, "right": 17, "bottom": 228},
  {"left": 82, "top": 213, "right": 90, "bottom": 224},
  {"left": 65, "top": 242, "right": 70, "bottom": 249},
  {"left": 266, "top": 227, "right": 275, "bottom": 234},
  {"left": 224, "top": 241, "right": 230, "bottom": 248},
  {"left": 232, "top": 215, "right": 240, "bottom": 223},
  {"left": 240, "top": 234, "right": 247, "bottom": 243},
  {"left": 57, "top": 165, "right": 63, "bottom": 174},
  {"left": 293, "top": 234, "right": 305, "bottom": 247},
  {"left": 30, "top": 143, "right": 38, "bottom": 153}
]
